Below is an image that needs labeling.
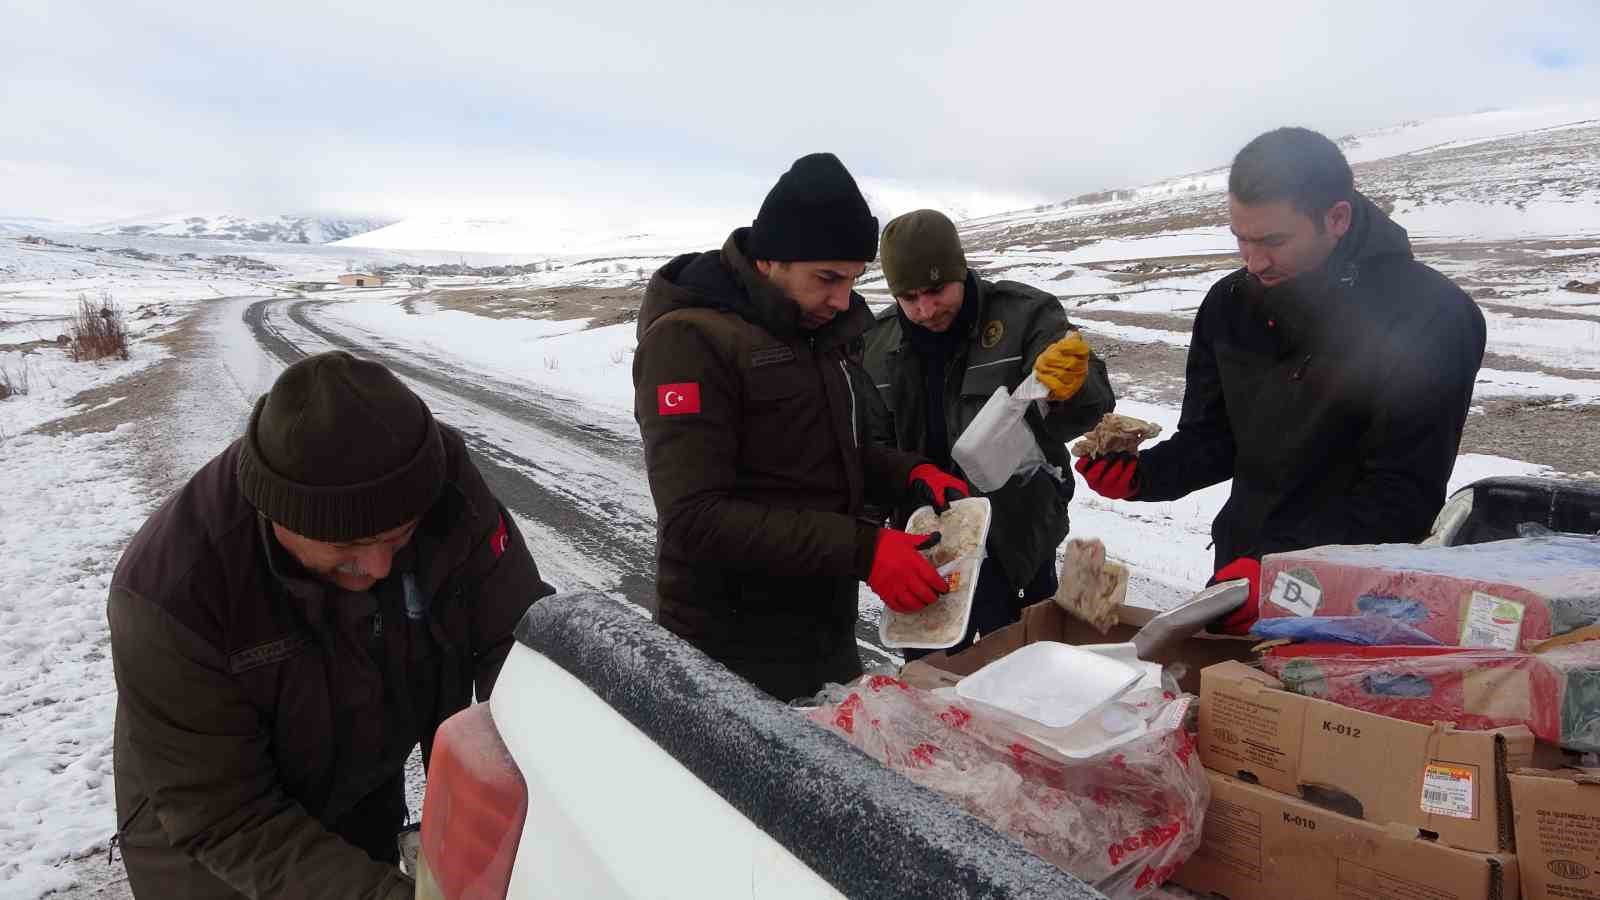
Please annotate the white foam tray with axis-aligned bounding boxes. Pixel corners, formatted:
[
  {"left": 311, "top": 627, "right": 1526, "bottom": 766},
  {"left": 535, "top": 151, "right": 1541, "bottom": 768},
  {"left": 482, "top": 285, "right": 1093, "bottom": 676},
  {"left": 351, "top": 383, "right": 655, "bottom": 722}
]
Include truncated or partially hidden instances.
[{"left": 879, "top": 496, "right": 992, "bottom": 651}]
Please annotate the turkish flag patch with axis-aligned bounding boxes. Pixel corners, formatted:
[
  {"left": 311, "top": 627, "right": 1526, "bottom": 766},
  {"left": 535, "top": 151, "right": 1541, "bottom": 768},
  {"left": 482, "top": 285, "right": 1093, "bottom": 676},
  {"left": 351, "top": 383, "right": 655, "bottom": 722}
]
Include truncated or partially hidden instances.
[
  {"left": 490, "top": 514, "right": 509, "bottom": 558},
  {"left": 657, "top": 382, "right": 701, "bottom": 416}
]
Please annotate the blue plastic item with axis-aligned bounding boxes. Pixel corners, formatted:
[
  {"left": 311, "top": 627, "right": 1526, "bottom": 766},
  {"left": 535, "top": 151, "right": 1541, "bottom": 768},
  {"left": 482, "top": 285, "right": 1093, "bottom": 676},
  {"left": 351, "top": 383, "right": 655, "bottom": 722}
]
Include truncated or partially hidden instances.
[{"left": 1250, "top": 615, "right": 1442, "bottom": 646}]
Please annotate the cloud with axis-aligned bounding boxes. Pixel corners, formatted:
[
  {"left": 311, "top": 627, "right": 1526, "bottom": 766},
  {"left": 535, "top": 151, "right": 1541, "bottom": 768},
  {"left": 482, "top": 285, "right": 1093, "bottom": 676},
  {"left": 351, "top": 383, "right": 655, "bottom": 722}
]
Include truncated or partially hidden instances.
[
  {"left": 3, "top": 0, "right": 1597, "bottom": 222},
  {"left": 1533, "top": 47, "right": 1581, "bottom": 70}
]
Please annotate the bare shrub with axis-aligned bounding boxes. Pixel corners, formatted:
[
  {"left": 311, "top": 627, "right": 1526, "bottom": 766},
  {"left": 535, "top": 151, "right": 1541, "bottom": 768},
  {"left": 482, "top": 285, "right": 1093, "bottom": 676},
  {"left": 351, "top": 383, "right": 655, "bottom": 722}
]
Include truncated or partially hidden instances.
[
  {"left": 70, "top": 294, "right": 130, "bottom": 362},
  {"left": 0, "top": 357, "right": 31, "bottom": 399}
]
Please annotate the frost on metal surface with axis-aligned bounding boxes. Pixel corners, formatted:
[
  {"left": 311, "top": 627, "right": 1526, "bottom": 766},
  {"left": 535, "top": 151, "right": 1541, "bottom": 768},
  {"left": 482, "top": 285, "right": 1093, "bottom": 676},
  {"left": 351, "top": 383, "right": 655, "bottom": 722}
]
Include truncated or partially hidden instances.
[{"left": 516, "top": 593, "right": 1106, "bottom": 899}]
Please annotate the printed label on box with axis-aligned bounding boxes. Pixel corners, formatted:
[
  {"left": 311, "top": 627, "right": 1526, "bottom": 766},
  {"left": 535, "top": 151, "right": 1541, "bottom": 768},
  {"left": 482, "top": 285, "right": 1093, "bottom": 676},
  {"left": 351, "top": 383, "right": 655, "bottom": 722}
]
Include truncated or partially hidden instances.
[
  {"left": 1460, "top": 592, "right": 1525, "bottom": 650},
  {"left": 1420, "top": 762, "right": 1476, "bottom": 820},
  {"left": 1267, "top": 571, "right": 1322, "bottom": 618}
]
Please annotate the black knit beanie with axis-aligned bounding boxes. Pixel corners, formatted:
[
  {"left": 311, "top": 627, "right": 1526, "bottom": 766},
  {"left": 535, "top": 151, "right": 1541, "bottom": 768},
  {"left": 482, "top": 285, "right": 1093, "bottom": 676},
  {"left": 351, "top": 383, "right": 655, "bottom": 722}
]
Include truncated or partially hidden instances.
[
  {"left": 237, "top": 351, "right": 445, "bottom": 542},
  {"left": 747, "top": 152, "right": 879, "bottom": 263}
]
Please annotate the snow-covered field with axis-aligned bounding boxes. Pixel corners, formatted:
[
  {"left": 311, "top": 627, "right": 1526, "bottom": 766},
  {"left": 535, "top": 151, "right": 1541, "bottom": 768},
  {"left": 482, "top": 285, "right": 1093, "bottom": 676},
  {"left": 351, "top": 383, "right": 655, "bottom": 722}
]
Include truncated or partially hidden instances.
[{"left": 2, "top": 103, "right": 1598, "bottom": 897}]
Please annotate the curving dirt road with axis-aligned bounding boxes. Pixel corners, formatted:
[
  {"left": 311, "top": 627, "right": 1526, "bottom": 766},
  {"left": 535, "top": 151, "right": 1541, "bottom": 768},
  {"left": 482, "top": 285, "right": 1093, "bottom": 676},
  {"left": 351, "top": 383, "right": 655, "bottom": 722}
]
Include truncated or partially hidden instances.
[{"left": 242, "top": 296, "right": 899, "bottom": 665}]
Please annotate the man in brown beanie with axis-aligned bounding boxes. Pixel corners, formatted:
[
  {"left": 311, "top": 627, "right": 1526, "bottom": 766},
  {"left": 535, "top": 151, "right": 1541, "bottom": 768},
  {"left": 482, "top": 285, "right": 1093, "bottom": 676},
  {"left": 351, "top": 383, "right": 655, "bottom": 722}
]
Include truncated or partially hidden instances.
[
  {"left": 634, "top": 153, "right": 968, "bottom": 701},
  {"left": 861, "top": 209, "right": 1114, "bottom": 658},
  {"left": 107, "top": 351, "right": 553, "bottom": 899}
]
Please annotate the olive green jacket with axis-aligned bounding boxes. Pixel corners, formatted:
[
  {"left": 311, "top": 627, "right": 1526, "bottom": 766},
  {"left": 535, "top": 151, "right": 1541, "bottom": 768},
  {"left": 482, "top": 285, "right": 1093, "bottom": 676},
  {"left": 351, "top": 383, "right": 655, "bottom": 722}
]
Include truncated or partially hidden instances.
[{"left": 861, "top": 276, "right": 1114, "bottom": 583}]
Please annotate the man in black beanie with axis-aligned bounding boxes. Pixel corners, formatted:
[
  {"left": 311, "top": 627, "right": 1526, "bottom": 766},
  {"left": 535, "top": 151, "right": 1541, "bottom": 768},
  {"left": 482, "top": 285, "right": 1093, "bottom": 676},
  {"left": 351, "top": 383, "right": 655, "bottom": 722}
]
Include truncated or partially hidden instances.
[
  {"left": 108, "top": 351, "right": 553, "bottom": 899},
  {"left": 634, "top": 152, "right": 969, "bottom": 701}
]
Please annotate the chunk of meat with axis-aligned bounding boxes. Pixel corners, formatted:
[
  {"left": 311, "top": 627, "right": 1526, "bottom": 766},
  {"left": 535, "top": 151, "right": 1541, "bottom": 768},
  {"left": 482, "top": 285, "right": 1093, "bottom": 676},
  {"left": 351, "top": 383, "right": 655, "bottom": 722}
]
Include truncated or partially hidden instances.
[
  {"left": 1071, "top": 413, "right": 1163, "bottom": 458},
  {"left": 1054, "top": 538, "right": 1129, "bottom": 634},
  {"left": 906, "top": 502, "right": 986, "bottom": 568}
]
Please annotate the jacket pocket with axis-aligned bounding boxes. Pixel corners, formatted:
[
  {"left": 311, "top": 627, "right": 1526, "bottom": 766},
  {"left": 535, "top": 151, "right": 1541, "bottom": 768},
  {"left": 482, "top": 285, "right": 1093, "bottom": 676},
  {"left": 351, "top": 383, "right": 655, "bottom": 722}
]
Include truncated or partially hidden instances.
[
  {"left": 958, "top": 359, "right": 1017, "bottom": 399},
  {"left": 744, "top": 364, "right": 808, "bottom": 405}
]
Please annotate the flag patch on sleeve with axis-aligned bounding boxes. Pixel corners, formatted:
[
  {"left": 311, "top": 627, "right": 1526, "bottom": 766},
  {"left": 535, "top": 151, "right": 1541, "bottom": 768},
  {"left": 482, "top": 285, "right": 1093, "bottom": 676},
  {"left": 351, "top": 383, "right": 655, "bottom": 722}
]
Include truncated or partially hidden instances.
[
  {"left": 490, "top": 514, "right": 509, "bottom": 557},
  {"left": 657, "top": 382, "right": 701, "bottom": 416}
]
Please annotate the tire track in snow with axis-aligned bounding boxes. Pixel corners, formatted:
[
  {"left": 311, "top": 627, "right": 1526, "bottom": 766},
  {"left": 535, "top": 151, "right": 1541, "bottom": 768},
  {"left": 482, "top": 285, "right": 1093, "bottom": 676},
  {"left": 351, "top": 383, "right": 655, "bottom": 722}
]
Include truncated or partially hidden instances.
[
  {"left": 245, "top": 297, "right": 658, "bottom": 603},
  {"left": 245, "top": 297, "right": 897, "bottom": 664}
]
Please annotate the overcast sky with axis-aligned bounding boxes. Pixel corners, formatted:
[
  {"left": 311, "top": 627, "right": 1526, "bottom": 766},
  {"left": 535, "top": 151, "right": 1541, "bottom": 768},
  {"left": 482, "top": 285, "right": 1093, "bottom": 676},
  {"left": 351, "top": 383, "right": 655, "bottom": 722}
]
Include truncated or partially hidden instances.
[{"left": 3, "top": 0, "right": 1596, "bottom": 224}]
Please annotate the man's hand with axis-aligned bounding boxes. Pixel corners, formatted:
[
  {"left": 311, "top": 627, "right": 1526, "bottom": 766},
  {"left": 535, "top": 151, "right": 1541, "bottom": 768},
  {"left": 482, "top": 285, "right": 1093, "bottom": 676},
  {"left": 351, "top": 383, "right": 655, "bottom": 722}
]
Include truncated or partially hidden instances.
[
  {"left": 1074, "top": 453, "right": 1141, "bottom": 500},
  {"left": 1034, "top": 331, "right": 1092, "bottom": 401},
  {"left": 908, "top": 463, "right": 971, "bottom": 513},
  {"left": 867, "top": 529, "right": 948, "bottom": 613},
  {"left": 1208, "top": 557, "right": 1262, "bottom": 635}
]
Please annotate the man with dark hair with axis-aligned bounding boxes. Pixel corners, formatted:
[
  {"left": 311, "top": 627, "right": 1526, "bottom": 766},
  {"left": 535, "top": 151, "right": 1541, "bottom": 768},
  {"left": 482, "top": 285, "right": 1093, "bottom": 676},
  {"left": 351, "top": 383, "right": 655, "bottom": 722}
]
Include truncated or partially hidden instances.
[
  {"left": 862, "top": 209, "right": 1114, "bottom": 656},
  {"left": 634, "top": 153, "right": 966, "bottom": 701},
  {"left": 1076, "top": 127, "right": 1486, "bottom": 633},
  {"left": 109, "top": 351, "right": 554, "bottom": 898}
]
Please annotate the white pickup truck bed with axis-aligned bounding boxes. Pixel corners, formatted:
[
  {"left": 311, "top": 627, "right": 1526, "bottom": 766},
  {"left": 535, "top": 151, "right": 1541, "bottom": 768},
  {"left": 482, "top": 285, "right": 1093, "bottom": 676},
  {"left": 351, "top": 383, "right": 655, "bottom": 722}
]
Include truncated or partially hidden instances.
[{"left": 467, "top": 592, "right": 1109, "bottom": 899}]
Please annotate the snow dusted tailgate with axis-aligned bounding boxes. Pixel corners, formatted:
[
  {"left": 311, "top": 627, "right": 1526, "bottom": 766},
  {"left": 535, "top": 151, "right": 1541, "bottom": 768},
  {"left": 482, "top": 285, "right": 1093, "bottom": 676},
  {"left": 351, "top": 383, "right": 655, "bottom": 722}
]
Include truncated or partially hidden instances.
[{"left": 510, "top": 593, "right": 1105, "bottom": 899}]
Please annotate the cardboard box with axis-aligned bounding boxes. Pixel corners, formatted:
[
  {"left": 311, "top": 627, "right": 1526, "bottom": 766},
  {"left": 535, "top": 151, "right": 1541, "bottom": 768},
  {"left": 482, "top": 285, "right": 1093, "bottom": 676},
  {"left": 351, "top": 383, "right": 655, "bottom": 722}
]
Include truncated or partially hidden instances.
[
  {"left": 1176, "top": 770, "right": 1519, "bottom": 900},
  {"left": 1198, "top": 661, "right": 1535, "bottom": 853},
  {"left": 1508, "top": 768, "right": 1600, "bottom": 899},
  {"left": 899, "top": 597, "right": 1256, "bottom": 695}
]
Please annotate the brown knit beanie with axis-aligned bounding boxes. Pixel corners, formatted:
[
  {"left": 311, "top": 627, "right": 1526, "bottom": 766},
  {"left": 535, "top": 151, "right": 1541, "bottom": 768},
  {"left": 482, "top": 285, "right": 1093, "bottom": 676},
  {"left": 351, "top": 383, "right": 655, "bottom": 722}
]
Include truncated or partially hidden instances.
[{"left": 237, "top": 351, "right": 445, "bottom": 542}]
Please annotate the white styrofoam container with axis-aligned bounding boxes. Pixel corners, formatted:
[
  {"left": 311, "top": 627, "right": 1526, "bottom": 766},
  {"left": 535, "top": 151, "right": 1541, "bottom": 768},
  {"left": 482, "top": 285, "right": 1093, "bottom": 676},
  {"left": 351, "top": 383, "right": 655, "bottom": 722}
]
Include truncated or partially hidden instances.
[
  {"left": 955, "top": 641, "right": 1143, "bottom": 728},
  {"left": 879, "top": 497, "right": 992, "bottom": 651}
]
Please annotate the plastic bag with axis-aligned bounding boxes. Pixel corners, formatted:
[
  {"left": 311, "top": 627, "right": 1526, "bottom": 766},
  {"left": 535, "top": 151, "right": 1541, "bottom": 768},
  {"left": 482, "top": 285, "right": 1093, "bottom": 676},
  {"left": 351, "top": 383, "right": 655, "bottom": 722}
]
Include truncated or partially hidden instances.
[
  {"left": 951, "top": 372, "right": 1056, "bottom": 492},
  {"left": 1250, "top": 615, "right": 1442, "bottom": 646},
  {"left": 806, "top": 674, "right": 1208, "bottom": 899},
  {"left": 1258, "top": 535, "right": 1600, "bottom": 648},
  {"left": 1260, "top": 640, "right": 1600, "bottom": 753}
]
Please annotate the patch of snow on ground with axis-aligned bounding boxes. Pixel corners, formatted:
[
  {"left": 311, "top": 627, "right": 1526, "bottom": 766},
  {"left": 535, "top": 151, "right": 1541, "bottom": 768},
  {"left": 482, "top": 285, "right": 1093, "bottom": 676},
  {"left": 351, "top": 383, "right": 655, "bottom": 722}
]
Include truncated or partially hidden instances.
[
  {"left": 1394, "top": 199, "right": 1600, "bottom": 242},
  {"left": 0, "top": 424, "right": 155, "bottom": 899},
  {"left": 316, "top": 296, "right": 642, "bottom": 417}
]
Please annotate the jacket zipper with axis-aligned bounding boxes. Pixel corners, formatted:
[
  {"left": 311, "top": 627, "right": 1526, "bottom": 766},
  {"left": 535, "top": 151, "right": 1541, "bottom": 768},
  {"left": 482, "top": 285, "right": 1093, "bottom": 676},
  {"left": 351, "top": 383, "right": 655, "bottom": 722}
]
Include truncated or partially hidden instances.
[{"left": 838, "top": 359, "right": 858, "bottom": 448}]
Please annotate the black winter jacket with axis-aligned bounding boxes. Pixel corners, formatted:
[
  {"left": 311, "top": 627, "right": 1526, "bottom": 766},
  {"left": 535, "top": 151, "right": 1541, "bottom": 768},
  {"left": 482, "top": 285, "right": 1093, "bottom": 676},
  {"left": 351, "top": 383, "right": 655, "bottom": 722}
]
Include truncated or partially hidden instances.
[{"left": 1137, "top": 194, "right": 1486, "bottom": 569}]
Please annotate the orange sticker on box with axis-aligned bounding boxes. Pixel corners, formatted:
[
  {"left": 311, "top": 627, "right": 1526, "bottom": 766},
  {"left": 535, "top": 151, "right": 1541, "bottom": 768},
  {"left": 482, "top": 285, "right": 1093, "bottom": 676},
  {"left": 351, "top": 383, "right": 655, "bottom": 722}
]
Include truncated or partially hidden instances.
[{"left": 1421, "top": 762, "right": 1476, "bottom": 819}]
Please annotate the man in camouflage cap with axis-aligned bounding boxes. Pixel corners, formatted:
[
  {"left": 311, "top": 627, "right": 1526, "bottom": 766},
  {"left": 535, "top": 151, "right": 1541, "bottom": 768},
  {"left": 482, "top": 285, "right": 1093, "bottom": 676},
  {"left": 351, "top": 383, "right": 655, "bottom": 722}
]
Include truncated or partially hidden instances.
[{"left": 861, "top": 209, "right": 1115, "bottom": 655}]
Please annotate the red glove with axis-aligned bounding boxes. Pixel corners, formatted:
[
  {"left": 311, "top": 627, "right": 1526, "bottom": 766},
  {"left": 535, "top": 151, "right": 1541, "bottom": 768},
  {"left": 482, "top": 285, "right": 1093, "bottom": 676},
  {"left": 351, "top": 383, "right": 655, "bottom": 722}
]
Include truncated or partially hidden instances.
[
  {"left": 1209, "top": 557, "right": 1262, "bottom": 635},
  {"left": 1074, "top": 453, "right": 1140, "bottom": 500},
  {"left": 867, "top": 529, "right": 948, "bottom": 613},
  {"left": 908, "top": 464, "right": 971, "bottom": 513}
]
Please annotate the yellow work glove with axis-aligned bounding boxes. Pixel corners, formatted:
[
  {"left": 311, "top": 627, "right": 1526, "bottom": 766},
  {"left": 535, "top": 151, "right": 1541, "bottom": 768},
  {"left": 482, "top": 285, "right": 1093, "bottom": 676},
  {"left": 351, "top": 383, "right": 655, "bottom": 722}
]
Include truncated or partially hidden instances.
[{"left": 1033, "top": 331, "right": 1092, "bottom": 400}]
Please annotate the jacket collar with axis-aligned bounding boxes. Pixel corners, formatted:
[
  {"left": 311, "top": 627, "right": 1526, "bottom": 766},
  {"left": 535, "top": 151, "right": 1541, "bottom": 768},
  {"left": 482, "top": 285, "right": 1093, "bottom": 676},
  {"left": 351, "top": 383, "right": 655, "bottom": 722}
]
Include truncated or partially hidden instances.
[
  {"left": 1240, "top": 192, "right": 1412, "bottom": 352},
  {"left": 895, "top": 271, "right": 985, "bottom": 356},
  {"left": 652, "top": 228, "right": 872, "bottom": 350}
]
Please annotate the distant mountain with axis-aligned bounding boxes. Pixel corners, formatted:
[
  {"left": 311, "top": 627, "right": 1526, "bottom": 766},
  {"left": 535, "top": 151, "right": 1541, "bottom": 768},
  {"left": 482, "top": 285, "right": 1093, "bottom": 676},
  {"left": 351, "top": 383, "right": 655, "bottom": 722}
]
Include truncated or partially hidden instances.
[
  {"left": 87, "top": 213, "right": 393, "bottom": 244},
  {"left": 0, "top": 216, "right": 69, "bottom": 234}
]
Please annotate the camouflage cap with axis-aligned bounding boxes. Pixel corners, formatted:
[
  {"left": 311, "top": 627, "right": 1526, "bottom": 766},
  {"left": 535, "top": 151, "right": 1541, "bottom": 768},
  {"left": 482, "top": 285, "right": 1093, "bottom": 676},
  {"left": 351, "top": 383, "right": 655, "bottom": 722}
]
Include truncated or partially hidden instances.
[{"left": 880, "top": 209, "right": 968, "bottom": 297}]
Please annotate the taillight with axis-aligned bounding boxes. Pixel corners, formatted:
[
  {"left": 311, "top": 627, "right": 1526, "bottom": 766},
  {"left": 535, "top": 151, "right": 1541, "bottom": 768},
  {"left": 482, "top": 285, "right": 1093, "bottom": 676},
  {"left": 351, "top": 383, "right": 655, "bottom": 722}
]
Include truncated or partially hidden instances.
[{"left": 417, "top": 703, "right": 528, "bottom": 900}]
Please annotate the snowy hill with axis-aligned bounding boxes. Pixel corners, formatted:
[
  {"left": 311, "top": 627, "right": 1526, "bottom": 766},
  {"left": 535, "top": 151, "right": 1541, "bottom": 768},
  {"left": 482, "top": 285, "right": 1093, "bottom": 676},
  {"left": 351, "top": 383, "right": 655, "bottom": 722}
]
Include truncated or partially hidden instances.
[
  {"left": 87, "top": 213, "right": 392, "bottom": 244},
  {"left": 333, "top": 213, "right": 731, "bottom": 258},
  {"left": 333, "top": 180, "right": 1041, "bottom": 256},
  {"left": 950, "top": 101, "right": 1600, "bottom": 264}
]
